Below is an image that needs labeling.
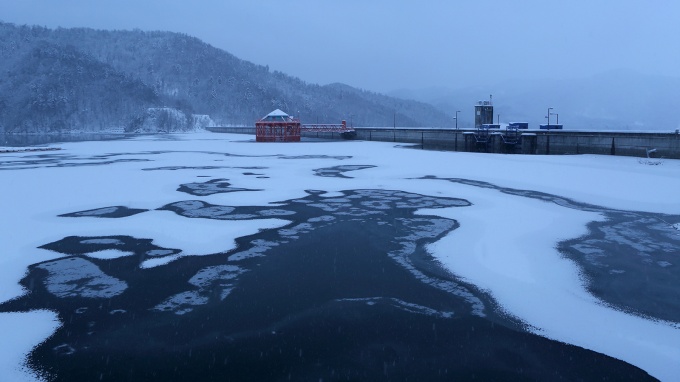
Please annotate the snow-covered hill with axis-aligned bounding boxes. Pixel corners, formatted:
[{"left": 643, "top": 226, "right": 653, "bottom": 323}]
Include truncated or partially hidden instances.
[{"left": 0, "top": 22, "right": 451, "bottom": 133}]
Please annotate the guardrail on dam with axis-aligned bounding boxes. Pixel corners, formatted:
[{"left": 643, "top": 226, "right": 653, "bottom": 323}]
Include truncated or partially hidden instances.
[{"left": 206, "top": 127, "right": 680, "bottom": 159}]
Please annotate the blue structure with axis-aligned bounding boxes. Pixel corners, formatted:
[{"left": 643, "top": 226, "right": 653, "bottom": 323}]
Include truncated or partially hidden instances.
[{"left": 509, "top": 122, "right": 529, "bottom": 129}]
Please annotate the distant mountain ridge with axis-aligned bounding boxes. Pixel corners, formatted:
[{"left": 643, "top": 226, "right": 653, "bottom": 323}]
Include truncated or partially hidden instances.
[
  {"left": 389, "top": 71, "right": 680, "bottom": 131},
  {"left": 0, "top": 22, "right": 451, "bottom": 133}
]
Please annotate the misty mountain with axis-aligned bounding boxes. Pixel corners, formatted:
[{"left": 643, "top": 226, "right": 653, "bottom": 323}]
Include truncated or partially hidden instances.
[
  {"left": 0, "top": 22, "right": 451, "bottom": 133},
  {"left": 0, "top": 41, "right": 162, "bottom": 133},
  {"left": 389, "top": 71, "right": 680, "bottom": 131}
]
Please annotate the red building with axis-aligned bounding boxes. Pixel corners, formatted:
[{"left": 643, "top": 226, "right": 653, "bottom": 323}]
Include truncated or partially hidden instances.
[{"left": 255, "top": 109, "right": 301, "bottom": 142}]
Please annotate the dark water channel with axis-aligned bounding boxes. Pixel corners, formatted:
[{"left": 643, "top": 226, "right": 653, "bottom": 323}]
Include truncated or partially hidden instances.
[
  {"left": 0, "top": 160, "right": 666, "bottom": 381},
  {"left": 422, "top": 176, "right": 680, "bottom": 324}
]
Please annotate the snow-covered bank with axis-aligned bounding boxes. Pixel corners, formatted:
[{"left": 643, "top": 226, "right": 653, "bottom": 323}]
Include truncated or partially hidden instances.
[{"left": 0, "top": 133, "right": 678, "bottom": 381}]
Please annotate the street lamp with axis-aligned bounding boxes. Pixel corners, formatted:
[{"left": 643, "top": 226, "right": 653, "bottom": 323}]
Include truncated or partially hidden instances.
[
  {"left": 546, "top": 107, "right": 554, "bottom": 127},
  {"left": 454, "top": 110, "right": 460, "bottom": 130}
]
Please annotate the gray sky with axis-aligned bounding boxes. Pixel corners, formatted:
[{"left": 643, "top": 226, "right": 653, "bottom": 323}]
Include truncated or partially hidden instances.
[{"left": 2, "top": 0, "right": 680, "bottom": 93}]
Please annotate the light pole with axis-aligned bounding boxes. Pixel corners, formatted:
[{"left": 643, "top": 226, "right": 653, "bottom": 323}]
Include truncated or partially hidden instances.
[
  {"left": 547, "top": 107, "right": 554, "bottom": 127},
  {"left": 454, "top": 110, "right": 460, "bottom": 130}
]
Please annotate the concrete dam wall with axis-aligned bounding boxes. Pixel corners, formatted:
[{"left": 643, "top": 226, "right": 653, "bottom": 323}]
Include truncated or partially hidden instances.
[{"left": 207, "top": 127, "right": 680, "bottom": 159}]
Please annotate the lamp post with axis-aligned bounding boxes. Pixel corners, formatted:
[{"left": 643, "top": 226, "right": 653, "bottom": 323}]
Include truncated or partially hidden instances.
[
  {"left": 454, "top": 110, "right": 460, "bottom": 130},
  {"left": 547, "top": 107, "right": 554, "bottom": 127}
]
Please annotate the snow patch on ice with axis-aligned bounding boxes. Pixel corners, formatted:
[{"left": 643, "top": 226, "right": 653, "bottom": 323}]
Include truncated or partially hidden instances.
[
  {"left": 228, "top": 239, "right": 281, "bottom": 262},
  {"left": 389, "top": 217, "right": 485, "bottom": 316},
  {"left": 80, "top": 238, "right": 124, "bottom": 246},
  {"left": 152, "top": 291, "right": 208, "bottom": 315},
  {"left": 36, "top": 257, "right": 127, "bottom": 299},
  {"left": 84, "top": 249, "right": 134, "bottom": 260},
  {"left": 146, "top": 249, "right": 174, "bottom": 257},
  {"left": 189, "top": 265, "right": 245, "bottom": 290},
  {"left": 153, "top": 265, "right": 247, "bottom": 314},
  {"left": 140, "top": 254, "right": 183, "bottom": 269}
]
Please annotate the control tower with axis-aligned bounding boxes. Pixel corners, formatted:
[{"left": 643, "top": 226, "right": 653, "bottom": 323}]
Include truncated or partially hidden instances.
[{"left": 475, "top": 96, "right": 494, "bottom": 129}]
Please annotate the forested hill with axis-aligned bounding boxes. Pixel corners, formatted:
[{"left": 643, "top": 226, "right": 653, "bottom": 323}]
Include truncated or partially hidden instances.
[{"left": 0, "top": 22, "right": 451, "bottom": 133}]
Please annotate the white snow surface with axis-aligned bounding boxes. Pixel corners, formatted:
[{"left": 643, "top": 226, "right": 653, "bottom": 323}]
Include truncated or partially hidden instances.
[
  {"left": 1, "top": 133, "right": 679, "bottom": 381},
  {"left": 266, "top": 108, "right": 289, "bottom": 117}
]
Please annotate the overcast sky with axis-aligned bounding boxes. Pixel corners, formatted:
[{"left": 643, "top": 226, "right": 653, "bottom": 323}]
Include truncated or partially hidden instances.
[{"left": 2, "top": 0, "right": 680, "bottom": 93}]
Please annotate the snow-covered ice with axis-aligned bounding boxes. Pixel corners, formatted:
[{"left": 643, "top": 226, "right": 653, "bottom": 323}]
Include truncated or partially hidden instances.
[{"left": 1, "top": 132, "right": 679, "bottom": 381}]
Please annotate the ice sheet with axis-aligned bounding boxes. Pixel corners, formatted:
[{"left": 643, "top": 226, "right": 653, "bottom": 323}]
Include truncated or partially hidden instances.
[{"left": 1, "top": 133, "right": 679, "bottom": 381}]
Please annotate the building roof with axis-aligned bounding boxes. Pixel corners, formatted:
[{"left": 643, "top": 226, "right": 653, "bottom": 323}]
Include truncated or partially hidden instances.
[
  {"left": 267, "top": 109, "right": 288, "bottom": 117},
  {"left": 261, "top": 109, "right": 294, "bottom": 122}
]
